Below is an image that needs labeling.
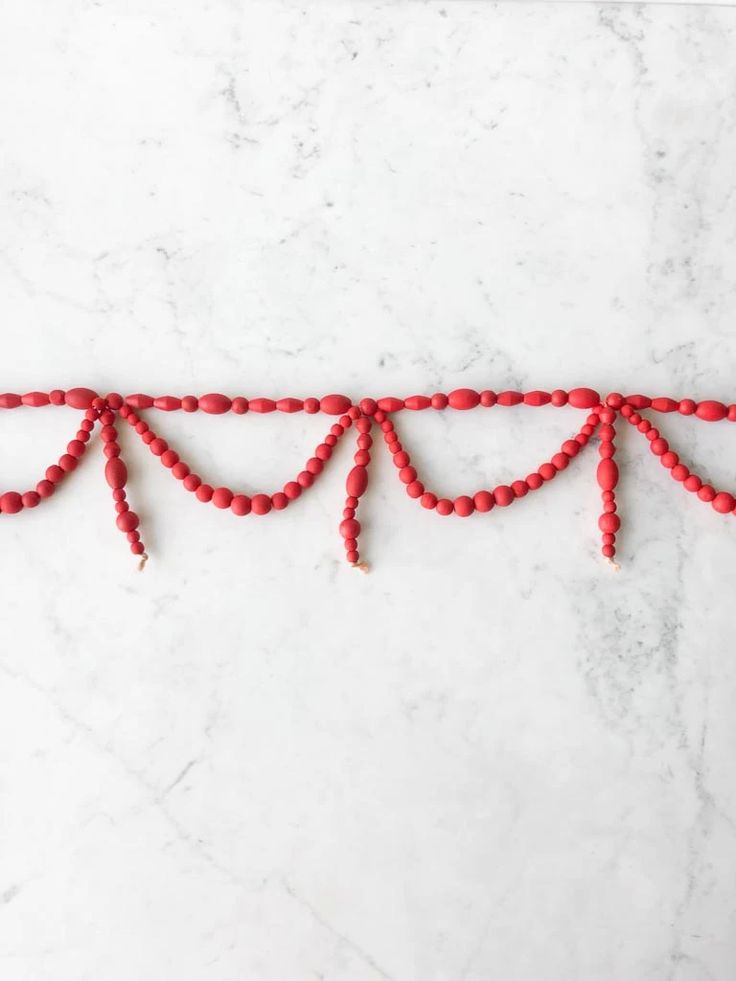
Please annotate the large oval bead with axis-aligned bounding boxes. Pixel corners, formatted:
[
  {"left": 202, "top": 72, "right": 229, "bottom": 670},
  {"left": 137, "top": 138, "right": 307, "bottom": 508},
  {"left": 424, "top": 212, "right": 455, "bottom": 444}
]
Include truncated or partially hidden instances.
[
  {"left": 249, "top": 398, "right": 276, "bottom": 413},
  {"left": 125, "top": 393, "right": 154, "bottom": 409},
  {"left": 376, "top": 397, "right": 404, "bottom": 413},
  {"left": 320, "top": 394, "right": 352, "bottom": 415},
  {"left": 199, "top": 393, "right": 232, "bottom": 414},
  {"left": 523, "top": 391, "right": 551, "bottom": 407},
  {"left": 153, "top": 396, "right": 181, "bottom": 411},
  {"left": 0, "top": 393, "right": 22, "bottom": 408},
  {"left": 496, "top": 391, "right": 523, "bottom": 406},
  {"left": 404, "top": 395, "right": 431, "bottom": 410},
  {"left": 105, "top": 457, "right": 128, "bottom": 490},
  {"left": 651, "top": 397, "right": 678, "bottom": 412},
  {"left": 596, "top": 458, "right": 619, "bottom": 491},
  {"left": 568, "top": 387, "right": 600, "bottom": 409},
  {"left": 448, "top": 388, "right": 480, "bottom": 410},
  {"left": 276, "top": 398, "right": 304, "bottom": 413},
  {"left": 346, "top": 465, "right": 368, "bottom": 498},
  {"left": 65, "top": 388, "right": 98, "bottom": 409},
  {"left": 22, "top": 392, "right": 50, "bottom": 407},
  {"left": 696, "top": 400, "right": 727, "bottom": 422}
]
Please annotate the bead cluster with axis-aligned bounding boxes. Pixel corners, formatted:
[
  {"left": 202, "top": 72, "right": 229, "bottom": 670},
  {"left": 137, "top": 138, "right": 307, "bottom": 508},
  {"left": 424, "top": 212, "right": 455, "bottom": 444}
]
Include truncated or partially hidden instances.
[{"left": 1, "top": 386, "right": 735, "bottom": 567}]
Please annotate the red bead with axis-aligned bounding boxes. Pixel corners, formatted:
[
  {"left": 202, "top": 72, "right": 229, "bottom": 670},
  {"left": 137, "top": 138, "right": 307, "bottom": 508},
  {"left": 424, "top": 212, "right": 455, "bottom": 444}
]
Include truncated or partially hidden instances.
[
  {"left": 603, "top": 501, "right": 617, "bottom": 513},
  {"left": 356, "top": 434, "right": 372, "bottom": 450},
  {"left": 304, "top": 398, "right": 320, "bottom": 413},
  {"left": 473, "top": 490, "right": 494, "bottom": 512},
  {"left": 436, "top": 498, "right": 453, "bottom": 516},
  {"left": 359, "top": 398, "right": 377, "bottom": 416},
  {"left": 598, "top": 513, "right": 620, "bottom": 533},
  {"left": 283, "top": 481, "right": 301, "bottom": 500},
  {"left": 115, "top": 501, "right": 129, "bottom": 514},
  {"left": 712, "top": 492, "right": 735, "bottom": 514},
  {"left": 130, "top": 541, "right": 145, "bottom": 555},
  {"left": 526, "top": 473, "right": 543, "bottom": 491},
  {"left": 182, "top": 396, "right": 199, "bottom": 412},
  {"left": 651, "top": 397, "right": 678, "bottom": 413},
  {"left": 127, "top": 531, "right": 140, "bottom": 542},
  {"left": 399, "top": 465, "right": 416, "bottom": 484},
  {"left": 65, "top": 387, "right": 98, "bottom": 410},
  {"left": 124, "top": 393, "right": 153, "bottom": 409},
  {"left": 231, "top": 494, "right": 251, "bottom": 516},
  {"left": 196, "top": 483, "right": 214, "bottom": 502},
  {"left": 49, "top": 389, "right": 65, "bottom": 405},
  {"left": 212, "top": 487, "right": 233, "bottom": 509},
  {"left": 599, "top": 442, "right": 615, "bottom": 459},
  {"left": 0, "top": 393, "right": 21, "bottom": 408},
  {"left": 697, "top": 484, "right": 715, "bottom": 502},
  {"left": 46, "top": 465, "right": 64, "bottom": 483},
  {"left": 568, "top": 387, "right": 600, "bottom": 409},
  {"left": 671, "top": 464, "right": 689, "bottom": 482},
  {"left": 297, "top": 471, "right": 314, "bottom": 488},
  {"left": 678, "top": 399, "right": 696, "bottom": 415},
  {"left": 729, "top": 405, "right": 736, "bottom": 422},
  {"left": 480, "top": 390, "right": 497, "bottom": 407},
  {"left": 346, "top": 466, "right": 368, "bottom": 498},
  {"left": 523, "top": 391, "right": 551, "bottom": 407},
  {"left": 101, "top": 425, "right": 117, "bottom": 442},
  {"left": 454, "top": 495, "right": 474, "bottom": 516},
  {"left": 696, "top": 400, "right": 727, "bottom": 422},
  {"left": 602, "top": 545, "right": 616, "bottom": 559},
  {"left": 602, "top": 533, "right": 615, "bottom": 545},
  {"left": 406, "top": 480, "right": 424, "bottom": 498},
  {"left": 58, "top": 454, "right": 77, "bottom": 472},
  {"left": 625, "top": 394, "right": 651, "bottom": 409},
  {"left": 0, "top": 491, "right": 23, "bottom": 513},
  {"left": 538, "top": 463, "right": 556, "bottom": 481},
  {"left": 21, "top": 491, "right": 40, "bottom": 508},
  {"left": 650, "top": 438, "right": 668, "bottom": 456},
  {"left": 496, "top": 390, "right": 523, "bottom": 406},
  {"left": 199, "top": 393, "right": 232, "bottom": 414},
  {"left": 271, "top": 492, "right": 288, "bottom": 510},
  {"left": 21, "top": 391, "right": 50, "bottom": 407},
  {"left": 606, "top": 393, "right": 623, "bottom": 409},
  {"left": 393, "top": 451, "right": 410, "bottom": 469},
  {"left": 105, "top": 458, "right": 128, "bottom": 489},
  {"left": 141, "top": 431, "right": 155, "bottom": 445},
  {"left": 116, "top": 510, "right": 139, "bottom": 532},
  {"left": 684, "top": 474, "right": 702, "bottom": 492},
  {"left": 320, "top": 394, "right": 352, "bottom": 415},
  {"left": 184, "top": 474, "right": 201, "bottom": 492},
  {"left": 448, "top": 388, "right": 480, "bottom": 410},
  {"left": 493, "top": 485, "right": 514, "bottom": 506},
  {"left": 339, "top": 517, "right": 360, "bottom": 538},
  {"left": 149, "top": 438, "right": 167, "bottom": 456},
  {"left": 661, "top": 451, "right": 679, "bottom": 469},
  {"left": 67, "top": 439, "right": 85, "bottom": 458},
  {"left": 421, "top": 492, "right": 438, "bottom": 509},
  {"left": 550, "top": 390, "right": 568, "bottom": 407},
  {"left": 161, "top": 450, "right": 179, "bottom": 468},
  {"left": 354, "top": 450, "right": 370, "bottom": 467},
  {"left": 345, "top": 496, "right": 358, "bottom": 508},
  {"left": 431, "top": 393, "right": 448, "bottom": 409},
  {"left": 551, "top": 452, "right": 569, "bottom": 471},
  {"left": 306, "top": 457, "right": 323, "bottom": 475},
  {"left": 248, "top": 397, "right": 275, "bottom": 413},
  {"left": 511, "top": 480, "right": 528, "bottom": 498},
  {"left": 597, "top": 459, "right": 619, "bottom": 491},
  {"left": 36, "top": 480, "right": 55, "bottom": 498},
  {"left": 252, "top": 493, "right": 272, "bottom": 515},
  {"left": 404, "top": 395, "right": 431, "bottom": 410},
  {"left": 561, "top": 440, "right": 579, "bottom": 457},
  {"left": 346, "top": 550, "right": 359, "bottom": 564},
  {"left": 231, "top": 397, "right": 248, "bottom": 414},
  {"left": 112, "top": 488, "right": 126, "bottom": 501},
  {"left": 376, "top": 397, "right": 404, "bottom": 413},
  {"left": 277, "top": 398, "right": 304, "bottom": 413},
  {"left": 315, "top": 443, "right": 332, "bottom": 461},
  {"left": 153, "top": 396, "right": 181, "bottom": 411}
]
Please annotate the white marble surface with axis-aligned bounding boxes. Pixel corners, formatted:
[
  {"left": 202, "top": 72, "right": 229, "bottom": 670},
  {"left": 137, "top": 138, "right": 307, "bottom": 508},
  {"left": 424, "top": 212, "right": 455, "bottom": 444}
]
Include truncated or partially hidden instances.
[{"left": 1, "top": 2, "right": 736, "bottom": 979}]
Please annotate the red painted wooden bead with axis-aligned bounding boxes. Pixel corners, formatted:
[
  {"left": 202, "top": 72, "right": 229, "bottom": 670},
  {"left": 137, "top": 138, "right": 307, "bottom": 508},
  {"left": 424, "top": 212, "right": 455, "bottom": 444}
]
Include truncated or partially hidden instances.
[
  {"left": 684, "top": 474, "right": 702, "bottom": 492},
  {"left": 276, "top": 397, "right": 304, "bottom": 413},
  {"left": 0, "top": 393, "right": 21, "bottom": 408},
  {"left": 101, "top": 425, "right": 117, "bottom": 442},
  {"left": 58, "top": 454, "right": 77, "bottom": 472},
  {"left": 661, "top": 451, "right": 679, "bottom": 469},
  {"left": 551, "top": 390, "right": 568, "bottom": 406},
  {"left": 346, "top": 465, "right": 368, "bottom": 498},
  {"left": 646, "top": 428, "right": 659, "bottom": 441},
  {"left": 304, "top": 398, "right": 320, "bottom": 413},
  {"left": 399, "top": 466, "right": 417, "bottom": 484},
  {"left": 183, "top": 473, "right": 201, "bottom": 492},
  {"left": 196, "top": 483, "right": 214, "bottom": 502},
  {"left": 404, "top": 395, "right": 431, "bottom": 410},
  {"left": 354, "top": 450, "right": 370, "bottom": 467},
  {"left": 436, "top": 498, "right": 453, "bottom": 515},
  {"left": 728, "top": 405, "right": 736, "bottom": 422},
  {"left": 678, "top": 399, "right": 696, "bottom": 415},
  {"left": 497, "top": 390, "right": 523, "bottom": 406},
  {"left": 393, "top": 451, "right": 410, "bottom": 468},
  {"left": 493, "top": 485, "right": 514, "bottom": 506},
  {"left": 116, "top": 510, "right": 139, "bottom": 532},
  {"left": 712, "top": 492, "right": 735, "bottom": 514},
  {"left": 306, "top": 457, "right": 323, "bottom": 475},
  {"left": 115, "top": 501, "right": 129, "bottom": 514},
  {"left": 172, "top": 462, "right": 190, "bottom": 480},
  {"left": 523, "top": 390, "right": 551, "bottom": 407},
  {"left": 339, "top": 517, "right": 361, "bottom": 538},
  {"left": 561, "top": 440, "right": 580, "bottom": 457},
  {"left": 357, "top": 434, "right": 372, "bottom": 450},
  {"left": 602, "top": 545, "right": 616, "bottom": 559},
  {"left": 651, "top": 397, "right": 678, "bottom": 412},
  {"left": 377, "top": 397, "right": 404, "bottom": 413},
  {"left": 298, "top": 471, "right": 314, "bottom": 488},
  {"left": 598, "top": 513, "right": 620, "bottom": 533},
  {"left": 182, "top": 396, "right": 199, "bottom": 412},
  {"left": 597, "top": 459, "right": 619, "bottom": 491},
  {"left": 421, "top": 492, "right": 438, "bottom": 509},
  {"left": 252, "top": 493, "right": 272, "bottom": 515},
  {"left": 229, "top": 397, "right": 247, "bottom": 414},
  {"left": 199, "top": 393, "right": 232, "bottom": 414},
  {"left": 538, "top": 463, "right": 556, "bottom": 481},
  {"left": 231, "top": 494, "right": 252, "bottom": 516},
  {"left": 0, "top": 491, "right": 23, "bottom": 514},
  {"left": 551, "top": 452, "right": 569, "bottom": 471},
  {"left": 454, "top": 495, "right": 474, "bottom": 516},
  {"left": 49, "top": 389, "right": 65, "bottom": 405},
  {"left": 650, "top": 438, "right": 669, "bottom": 456},
  {"left": 526, "top": 473, "right": 544, "bottom": 490},
  {"left": 671, "top": 464, "right": 689, "bottom": 482},
  {"left": 150, "top": 438, "right": 168, "bottom": 456},
  {"left": 65, "top": 387, "right": 98, "bottom": 409},
  {"left": 480, "top": 390, "right": 497, "bottom": 407},
  {"left": 473, "top": 490, "right": 494, "bottom": 512},
  {"left": 130, "top": 541, "right": 145, "bottom": 556},
  {"left": 448, "top": 388, "right": 480, "bottom": 410},
  {"left": 212, "top": 487, "right": 233, "bottom": 509},
  {"left": 67, "top": 439, "right": 86, "bottom": 458},
  {"left": 406, "top": 480, "right": 424, "bottom": 498},
  {"left": 625, "top": 394, "right": 651, "bottom": 409},
  {"left": 21, "top": 491, "right": 40, "bottom": 508},
  {"left": 431, "top": 393, "right": 448, "bottom": 409},
  {"left": 21, "top": 391, "right": 50, "bottom": 407},
  {"left": 272, "top": 492, "right": 288, "bottom": 510},
  {"left": 606, "top": 393, "right": 623, "bottom": 409},
  {"left": 602, "top": 533, "right": 615, "bottom": 545},
  {"left": 315, "top": 443, "right": 332, "bottom": 461},
  {"left": 161, "top": 450, "right": 179, "bottom": 468},
  {"left": 599, "top": 442, "right": 615, "bottom": 459},
  {"left": 36, "top": 479, "right": 55, "bottom": 498},
  {"left": 512, "top": 480, "right": 529, "bottom": 498},
  {"left": 124, "top": 393, "right": 153, "bottom": 409},
  {"left": 249, "top": 397, "right": 275, "bottom": 413},
  {"left": 346, "top": 550, "right": 359, "bottom": 564},
  {"left": 105, "top": 457, "right": 128, "bottom": 489},
  {"left": 696, "top": 400, "right": 727, "bottom": 422},
  {"left": 568, "top": 387, "right": 600, "bottom": 409},
  {"left": 127, "top": 531, "right": 140, "bottom": 543},
  {"left": 153, "top": 396, "right": 181, "bottom": 411},
  {"left": 320, "top": 394, "right": 352, "bottom": 415},
  {"left": 283, "top": 481, "right": 301, "bottom": 500},
  {"left": 359, "top": 398, "right": 377, "bottom": 416},
  {"left": 697, "top": 484, "right": 716, "bottom": 502}
]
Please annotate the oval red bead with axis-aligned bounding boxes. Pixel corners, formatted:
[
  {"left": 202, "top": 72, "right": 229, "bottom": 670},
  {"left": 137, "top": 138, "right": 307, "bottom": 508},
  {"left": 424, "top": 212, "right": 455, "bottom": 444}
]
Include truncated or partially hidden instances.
[
  {"left": 696, "top": 400, "right": 727, "bottom": 422},
  {"left": 249, "top": 398, "right": 276, "bottom": 413},
  {"left": 568, "top": 388, "right": 600, "bottom": 409},
  {"left": 625, "top": 394, "right": 652, "bottom": 409},
  {"left": 199, "top": 393, "right": 232, "bottom": 414},
  {"left": 124, "top": 393, "right": 154, "bottom": 409},
  {"left": 523, "top": 391, "right": 551, "bottom": 407},
  {"left": 376, "top": 397, "right": 404, "bottom": 413},
  {"left": 404, "top": 395, "right": 431, "bottom": 410},
  {"left": 105, "top": 457, "right": 128, "bottom": 489},
  {"left": 346, "top": 465, "right": 368, "bottom": 498},
  {"left": 153, "top": 396, "right": 181, "bottom": 411},
  {"left": 597, "top": 459, "right": 619, "bottom": 491},
  {"left": 65, "top": 387, "right": 98, "bottom": 410},
  {"left": 448, "top": 388, "right": 480, "bottom": 410},
  {"left": 320, "top": 394, "right": 352, "bottom": 415},
  {"left": 0, "top": 393, "right": 22, "bottom": 408},
  {"left": 651, "top": 397, "right": 678, "bottom": 412},
  {"left": 276, "top": 398, "right": 304, "bottom": 413},
  {"left": 22, "top": 391, "right": 50, "bottom": 407},
  {"left": 497, "top": 391, "right": 523, "bottom": 407}
]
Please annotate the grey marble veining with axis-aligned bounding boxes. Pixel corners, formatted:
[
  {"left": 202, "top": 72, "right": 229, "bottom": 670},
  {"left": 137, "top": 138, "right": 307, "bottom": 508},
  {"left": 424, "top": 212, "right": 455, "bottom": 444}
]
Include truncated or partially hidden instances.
[{"left": 0, "top": 2, "right": 735, "bottom": 979}]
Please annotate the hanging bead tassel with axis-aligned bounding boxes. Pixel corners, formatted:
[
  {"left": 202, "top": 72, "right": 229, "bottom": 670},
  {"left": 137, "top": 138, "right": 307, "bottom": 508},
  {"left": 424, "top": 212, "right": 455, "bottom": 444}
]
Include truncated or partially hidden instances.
[
  {"left": 106, "top": 396, "right": 148, "bottom": 568},
  {"left": 340, "top": 412, "right": 372, "bottom": 569},
  {"left": 596, "top": 401, "right": 620, "bottom": 566}
]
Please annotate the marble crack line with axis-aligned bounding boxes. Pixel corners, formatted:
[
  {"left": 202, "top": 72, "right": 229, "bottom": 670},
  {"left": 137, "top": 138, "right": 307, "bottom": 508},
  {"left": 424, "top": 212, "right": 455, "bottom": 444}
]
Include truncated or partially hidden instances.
[
  {"left": 280, "top": 878, "right": 394, "bottom": 981},
  {"left": 0, "top": 660, "right": 249, "bottom": 894}
]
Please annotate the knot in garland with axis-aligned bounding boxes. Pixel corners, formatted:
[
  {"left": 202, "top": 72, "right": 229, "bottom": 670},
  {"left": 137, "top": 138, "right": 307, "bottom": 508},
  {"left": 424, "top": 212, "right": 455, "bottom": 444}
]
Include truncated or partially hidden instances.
[{"left": 1, "top": 386, "right": 735, "bottom": 569}]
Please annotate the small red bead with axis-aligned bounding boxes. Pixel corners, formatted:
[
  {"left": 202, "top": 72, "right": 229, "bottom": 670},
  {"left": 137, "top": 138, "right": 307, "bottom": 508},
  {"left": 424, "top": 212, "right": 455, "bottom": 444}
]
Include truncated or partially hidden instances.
[
  {"left": 550, "top": 390, "right": 568, "bottom": 407},
  {"left": 149, "top": 438, "right": 168, "bottom": 456},
  {"left": 36, "top": 480, "right": 55, "bottom": 498},
  {"left": 602, "top": 545, "right": 616, "bottom": 559},
  {"left": 252, "top": 493, "right": 272, "bottom": 515},
  {"left": 58, "top": 454, "right": 77, "bottom": 473},
  {"left": 67, "top": 439, "right": 86, "bottom": 458},
  {"left": 359, "top": 398, "right": 377, "bottom": 416},
  {"left": 183, "top": 474, "right": 202, "bottom": 492},
  {"left": 231, "top": 494, "right": 252, "bottom": 516},
  {"left": 678, "top": 399, "right": 696, "bottom": 415},
  {"left": 399, "top": 466, "right": 417, "bottom": 484},
  {"left": 130, "top": 541, "right": 145, "bottom": 556},
  {"left": 684, "top": 474, "right": 702, "bottom": 493},
  {"left": 511, "top": 480, "right": 528, "bottom": 498},
  {"left": 304, "top": 398, "right": 320, "bottom": 414},
  {"left": 0, "top": 491, "right": 23, "bottom": 514},
  {"left": 346, "top": 550, "right": 359, "bottom": 564},
  {"left": 393, "top": 451, "right": 410, "bottom": 469},
  {"left": 431, "top": 393, "right": 448, "bottom": 410},
  {"left": 116, "top": 510, "right": 140, "bottom": 532},
  {"left": 306, "top": 457, "right": 323, "bottom": 475},
  {"left": 21, "top": 491, "right": 40, "bottom": 509},
  {"left": 271, "top": 492, "right": 288, "bottom": 510},
  {"left": 181, "top": 396, "right": 199, "bottom": 412},
  {"left": 172, "top": 462, "right": 190, "bottom": 480},
  {"left": 339, "top": 517, "right": 361, "bottom": 538},
  {"left": 454, "top": 495, "right": 474, "bottom": 517},
  {"left": 298, "top": 471, "right": 314, "bottom": 488},
  {"left": 493, "top": 485, "right": 514, "bottom": 506},
  {"left": 436, "top": 498, "right": 453, "bottom": 516},
  {"left": 660, "top": 451, "right": 679, "bottom": 469},
  {"left": 212, "top": 487, "right": 233, "bottom": 509},
  {"left": 421, "top": 492, "right": 437, "bottom": 509},
  {"left": 480, "top": 390, "right": 496, "bottom": 407},
  {"left": 161, "top": 450, "right": 179, "bottom": 468},
  {"left": 231, "top": 397, "right": 248, "bottom": 414},
  {"left": 598, "top": 513, "right": 621, "bottom": 533},
  {"left": 606, "top": 393, "right": 623, "bottom": 409},
  {"left": 406, "top": 480, "right": 424, "bottom": 498},
  {"left": 196, "top": 483, "right": 214, "bottom": 502},
  {"left": 697, "top": 484, "right": 716, "bottom": 502},
  {"left": 283, "top": 481, "right": 301, "bottom": 500},
  {"left": 526, "top": 473, "right": 543, "bottom": 491},
  {"left": 538, "top": 463, "right": 556, "bottom": 481},
  {"left": 712, "top": 492, "right": 735, "bottom": 514},
  {"left": 650, "top": 438, "right": 669, "bottom": 456},
  {"left": 473, "top": 490, "right": 494, "bottom": 512},
  {"left": 551, "top": 452, "right": 569, "bottom": 471},
  {"left": 46, "top": 465, "right": 64, "bottom": 483}
]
